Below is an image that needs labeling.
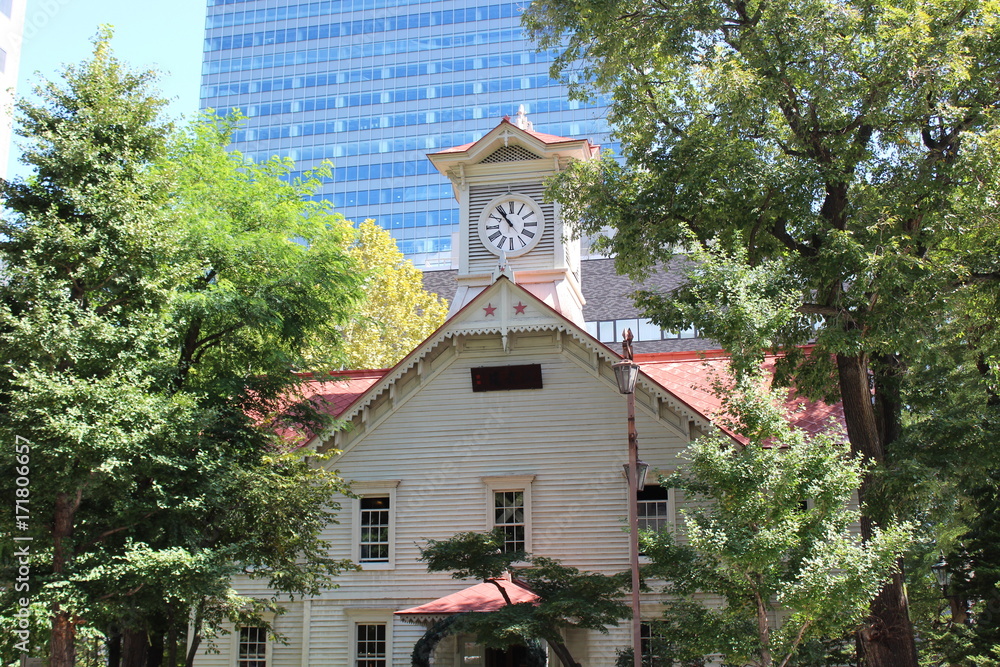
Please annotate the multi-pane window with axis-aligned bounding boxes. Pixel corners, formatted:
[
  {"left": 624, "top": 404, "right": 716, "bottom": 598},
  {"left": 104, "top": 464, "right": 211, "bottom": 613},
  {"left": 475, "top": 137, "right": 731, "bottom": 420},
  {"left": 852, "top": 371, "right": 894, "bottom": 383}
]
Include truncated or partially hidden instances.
[
  {"left": 640, "top": 622, "right": 664, "bottom": 667},
  {"left": 494, "top": 491, "right": 525, "bottom": 553},
  {"left": 237, "top": 626, "right": 267, "bottom": 667},
  {"left": 586, "top": 318, "right": 700, "bottom": 343},
  {"left": 356, "top": 623, "right": 387, "bottom": 667},
  {"left": 637, "top": 486, "right": 670, "bottom": 533},
  {"left": 359, "top": 496, "right": 390, "bottom": 562}
]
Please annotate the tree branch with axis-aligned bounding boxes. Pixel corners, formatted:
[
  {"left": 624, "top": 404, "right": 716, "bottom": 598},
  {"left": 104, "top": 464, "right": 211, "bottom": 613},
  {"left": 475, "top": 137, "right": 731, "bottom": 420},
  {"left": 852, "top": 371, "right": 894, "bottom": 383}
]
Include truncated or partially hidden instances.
[
  {"left": 797, "top": 303, "right": 855, "bottom": 324},
  {"left": 769, "top": 218, "right": 817, "bottom": 257},
  {"left": 486, "top": 578, "right": 514, "bottom": 606},
  {"left": 777, "top": 619, "right": 814, "bottom": 667},
  {"left": 80, "top": 510, "right": 158, "bottom": 549}
]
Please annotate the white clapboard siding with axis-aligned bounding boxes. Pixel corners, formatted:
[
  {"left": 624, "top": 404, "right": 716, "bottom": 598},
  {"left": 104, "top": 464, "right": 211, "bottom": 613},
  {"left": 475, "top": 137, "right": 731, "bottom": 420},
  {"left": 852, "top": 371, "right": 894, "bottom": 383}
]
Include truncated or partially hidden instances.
[{"left": 198, "top": 327, "right": 700, "bottom": 667}]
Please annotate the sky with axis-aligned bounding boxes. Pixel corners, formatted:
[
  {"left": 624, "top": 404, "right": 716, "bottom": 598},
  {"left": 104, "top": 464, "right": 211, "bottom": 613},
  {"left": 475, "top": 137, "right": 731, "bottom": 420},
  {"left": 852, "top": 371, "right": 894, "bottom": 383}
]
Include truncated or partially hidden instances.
[{"left": 8, "top": 0, "right": 207, "bottom": 174}]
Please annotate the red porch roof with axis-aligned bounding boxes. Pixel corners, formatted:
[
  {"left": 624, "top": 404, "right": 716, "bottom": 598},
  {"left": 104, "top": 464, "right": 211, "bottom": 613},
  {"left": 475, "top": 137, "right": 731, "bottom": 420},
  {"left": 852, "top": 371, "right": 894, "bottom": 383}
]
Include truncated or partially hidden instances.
[{"left": 395, "top": 576, "right": 540, "bottom": 621}]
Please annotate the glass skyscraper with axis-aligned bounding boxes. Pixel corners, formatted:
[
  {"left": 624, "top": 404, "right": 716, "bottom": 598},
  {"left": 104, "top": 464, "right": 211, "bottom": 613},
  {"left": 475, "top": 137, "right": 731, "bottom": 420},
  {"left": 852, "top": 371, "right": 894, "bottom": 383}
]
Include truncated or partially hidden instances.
[{"left": 200, "top": 0, "right": 611, "bottom": 268}]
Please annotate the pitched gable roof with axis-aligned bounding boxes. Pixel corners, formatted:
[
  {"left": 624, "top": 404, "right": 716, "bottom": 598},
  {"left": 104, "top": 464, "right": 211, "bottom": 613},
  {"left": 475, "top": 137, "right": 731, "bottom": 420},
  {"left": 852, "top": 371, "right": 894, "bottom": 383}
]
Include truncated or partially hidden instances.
[
  {"left": 298, "top": 349, "right": 843, "bottom": 444},
  {"left": 297, "top": 369, "right": 385, "bottom": 418},
  {"left": 428, "top": 116, "right": 599, "bottom": 157},
  {"left": 304, "top": 275, "right": 726, "bottom": 453},
  {"left": 293, "top": 275, "right": 843, "bottom": 451}
]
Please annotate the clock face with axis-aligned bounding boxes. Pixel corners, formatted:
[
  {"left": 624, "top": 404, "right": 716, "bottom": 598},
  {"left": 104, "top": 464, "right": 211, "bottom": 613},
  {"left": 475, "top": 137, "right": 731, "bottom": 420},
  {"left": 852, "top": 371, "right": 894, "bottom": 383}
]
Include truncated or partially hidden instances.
[{"left": 477, "top": 194, "right": 546, "bottom": 257}]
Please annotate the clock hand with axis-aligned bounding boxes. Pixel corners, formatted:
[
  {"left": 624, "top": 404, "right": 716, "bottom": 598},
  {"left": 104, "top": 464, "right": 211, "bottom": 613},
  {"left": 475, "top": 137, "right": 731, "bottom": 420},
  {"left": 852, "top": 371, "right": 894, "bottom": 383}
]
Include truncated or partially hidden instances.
[{"left": 495, "top": 206, "right": 514, "bottom": 230}]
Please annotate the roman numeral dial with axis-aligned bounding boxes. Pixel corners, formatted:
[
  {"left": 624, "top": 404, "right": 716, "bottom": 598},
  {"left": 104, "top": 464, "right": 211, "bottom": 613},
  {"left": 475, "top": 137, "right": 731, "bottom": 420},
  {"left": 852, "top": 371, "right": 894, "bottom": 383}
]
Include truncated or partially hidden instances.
[{"left": 477, "top": 194, "right": 546, "bottom": 258}]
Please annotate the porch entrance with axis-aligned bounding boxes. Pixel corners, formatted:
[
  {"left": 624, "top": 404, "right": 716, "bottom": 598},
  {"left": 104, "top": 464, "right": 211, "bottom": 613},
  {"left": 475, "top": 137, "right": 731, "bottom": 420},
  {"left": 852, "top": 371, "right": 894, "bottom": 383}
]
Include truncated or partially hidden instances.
[{"left": 485, "top": 645, "right": 530, "bottom": 667}]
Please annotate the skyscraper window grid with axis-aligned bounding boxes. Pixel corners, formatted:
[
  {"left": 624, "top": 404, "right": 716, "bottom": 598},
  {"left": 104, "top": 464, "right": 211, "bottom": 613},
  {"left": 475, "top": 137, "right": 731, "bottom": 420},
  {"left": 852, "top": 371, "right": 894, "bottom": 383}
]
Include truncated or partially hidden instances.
[{"left": 201, "top": 0, "right": 612, "bottom": 267}]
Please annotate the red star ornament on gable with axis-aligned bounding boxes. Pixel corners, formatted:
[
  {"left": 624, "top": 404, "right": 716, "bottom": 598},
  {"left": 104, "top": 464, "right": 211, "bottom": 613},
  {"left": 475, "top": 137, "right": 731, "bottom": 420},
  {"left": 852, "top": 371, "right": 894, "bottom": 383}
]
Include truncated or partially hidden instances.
[
  {"left": 483, "top": 303, "right": 497, "bottom": 316},
  {"left": 513, "top": 302, "right": 527, "bottom": 315}
]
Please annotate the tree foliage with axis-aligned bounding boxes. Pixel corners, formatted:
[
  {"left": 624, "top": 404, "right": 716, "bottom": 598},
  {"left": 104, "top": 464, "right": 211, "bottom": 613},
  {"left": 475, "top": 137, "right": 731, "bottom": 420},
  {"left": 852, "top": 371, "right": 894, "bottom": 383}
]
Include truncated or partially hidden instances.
[
  {"left": 0, "top": 33, "right": 361, "bottom": 667},
  {"left": 306, "top": 219, "right": 448, "bottom": 370},
  {"left": 419, "top": 529, "right": 629, "bottom": 667},
  {"left": 640, "top": 382, "right": 910, "bottom": 667},
  {"left": 523, "top": 0, "right": 1000, "bottom": 662}
]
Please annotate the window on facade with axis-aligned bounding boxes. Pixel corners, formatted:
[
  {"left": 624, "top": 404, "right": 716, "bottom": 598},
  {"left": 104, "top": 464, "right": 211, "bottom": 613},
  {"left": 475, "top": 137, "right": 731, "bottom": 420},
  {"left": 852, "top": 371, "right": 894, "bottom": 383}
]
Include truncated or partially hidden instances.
[
  {"left": 494, "top": 491, "right": 525, "bottom": 553},
  {"left": 359, "top": 496, "right": 390, "bottom": 562},
  {"left": 0, "top": 0, "right": 11, "bottom": 18},
  {"left": 356, "top": 623, "right": 387, "bottom": 667},
  {"left": 637, "top": 485, "right": 670, "bottom": 533},
  {"left": 470, "top": 364, "right": 543, "bottom": 392},
  {"left": 237, "top": 626, "right": 267, "bottom": 667},
  {"left": 640, "top": 622, "right": 664, "bottom": 667},
  {"left": 588, "top": 318, "right": 701, "bottom": 344}
]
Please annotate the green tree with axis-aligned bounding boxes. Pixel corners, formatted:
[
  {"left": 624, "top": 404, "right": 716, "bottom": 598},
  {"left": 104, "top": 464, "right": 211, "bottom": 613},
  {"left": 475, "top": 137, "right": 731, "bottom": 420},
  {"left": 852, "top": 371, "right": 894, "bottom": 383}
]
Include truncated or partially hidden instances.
[
  {"left": 523, "top": 0, "right": 1000, "bottom": 662},
  {"left": 887, "top": 319, "right": 1000, "bottom": 667},
  {"left": 0, "top": 35, "right": 362, "bottom": 667},
  {"left": 419, "top": 529, "right": 629, "bottom": 667},
  {"left": 0, "top": 31, "right": 183, "bottom": 667},
  {"left": 637, "top": 379, "right": 909, "bottom": 667},
  {"left": 306, "top": 219, "right": 449, "bottom": 370}
]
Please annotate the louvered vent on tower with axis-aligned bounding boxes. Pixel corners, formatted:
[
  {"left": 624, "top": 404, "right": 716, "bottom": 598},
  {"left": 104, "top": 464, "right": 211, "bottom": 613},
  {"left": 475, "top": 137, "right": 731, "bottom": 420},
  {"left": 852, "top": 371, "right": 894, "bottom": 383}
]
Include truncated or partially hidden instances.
[{"left": 480, "top": 145, "right": 542, "bottom": 163}]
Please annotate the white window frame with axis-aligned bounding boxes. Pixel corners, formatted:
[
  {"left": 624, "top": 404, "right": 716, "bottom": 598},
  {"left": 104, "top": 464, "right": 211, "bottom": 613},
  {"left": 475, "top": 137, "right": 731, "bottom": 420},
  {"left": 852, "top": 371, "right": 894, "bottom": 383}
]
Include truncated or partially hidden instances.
[
  {"left": 636, "top": 485, "right": 674, "bottom": 534},
  {"left": 640, "top": 621, "right": 665, "bottom": 667},
  {"left": 346, "top": 609, "right": 394, "bottom": 667},
  {"left": 230, "top": 613, "right": 274, "bottom": 667},
  {"left": 483, "top": 475, "right": 535, "bottom": 553},
  {"left": 351, "top": 481, "right": 399, "bottom": 569}
]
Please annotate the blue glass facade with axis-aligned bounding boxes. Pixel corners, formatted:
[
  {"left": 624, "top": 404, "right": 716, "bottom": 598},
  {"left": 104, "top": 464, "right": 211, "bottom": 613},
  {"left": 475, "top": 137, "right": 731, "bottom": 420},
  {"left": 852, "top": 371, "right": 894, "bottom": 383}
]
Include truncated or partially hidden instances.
[{"left": 200, "top": 0, "right": 611, "bottom": 268}]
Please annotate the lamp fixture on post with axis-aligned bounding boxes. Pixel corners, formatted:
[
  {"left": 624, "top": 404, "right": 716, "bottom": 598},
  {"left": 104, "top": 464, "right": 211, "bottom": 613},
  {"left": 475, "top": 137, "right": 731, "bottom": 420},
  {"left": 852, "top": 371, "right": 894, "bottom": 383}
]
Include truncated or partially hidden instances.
[
  {"left": 615, "top": 328, "right": 643, "bottom": 667},
  {"left": 623, "top": 461, "right": 650, "bottom": 492},
  {"left": 613, "top": 357, "right": 640, "bottom": 395},
  {"left": 932, "top": 554, "right": 969, "bottom": 626},
  {"left": 932, "top": 556, "right": 950, "bottom": 591}
]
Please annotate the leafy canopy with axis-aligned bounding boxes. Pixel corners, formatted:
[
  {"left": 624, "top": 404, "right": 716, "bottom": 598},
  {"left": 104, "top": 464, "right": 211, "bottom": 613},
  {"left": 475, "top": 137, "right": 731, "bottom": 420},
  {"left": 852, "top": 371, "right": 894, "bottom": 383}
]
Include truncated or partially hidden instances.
[
  {"left": 420, "top": 529, "right": 629, "bottom": 654},
  {"left": 640, "top": 382, "right": 910, "bottom": 667},
  {"left": 306, "top": 219, "right": 448, "bottom": 370},
  {"left": 0, "top": 32, "right": 362, "bottom": 664}
]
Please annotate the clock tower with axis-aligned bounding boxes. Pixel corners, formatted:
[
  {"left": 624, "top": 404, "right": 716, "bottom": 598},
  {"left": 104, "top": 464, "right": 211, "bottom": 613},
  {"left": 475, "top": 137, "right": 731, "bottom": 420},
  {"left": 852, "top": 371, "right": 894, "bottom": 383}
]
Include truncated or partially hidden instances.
[{"left": 427, "top": 109, "right": 599, "bottom": 326}]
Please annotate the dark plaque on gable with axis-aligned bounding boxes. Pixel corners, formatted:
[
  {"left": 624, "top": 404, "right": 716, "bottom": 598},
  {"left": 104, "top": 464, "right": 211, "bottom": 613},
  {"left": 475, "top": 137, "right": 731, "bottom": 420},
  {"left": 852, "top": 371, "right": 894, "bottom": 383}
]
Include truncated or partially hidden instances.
[{"left": 470, "top": 364, "right": 543, "bottom": 392}]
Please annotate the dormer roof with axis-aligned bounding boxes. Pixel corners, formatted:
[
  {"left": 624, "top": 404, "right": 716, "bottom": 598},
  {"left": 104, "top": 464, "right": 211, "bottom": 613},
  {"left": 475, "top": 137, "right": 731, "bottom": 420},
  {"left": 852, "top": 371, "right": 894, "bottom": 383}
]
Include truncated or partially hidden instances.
[{"left": 427, "top": 115, "right": 600, "bottom": 184}]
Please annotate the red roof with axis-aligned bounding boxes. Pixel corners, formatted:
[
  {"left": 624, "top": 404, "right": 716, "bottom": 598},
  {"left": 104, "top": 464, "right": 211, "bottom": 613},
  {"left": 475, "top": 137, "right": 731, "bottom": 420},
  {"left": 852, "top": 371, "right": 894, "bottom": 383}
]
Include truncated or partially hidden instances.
[
  {"left": 299, "top": 368, "right": 385, "bottom": 418},
  {"left": 395, "top": 575, "right": 539, "bottom": 619},
  {"left": 429, "top": 117, "right": 600, "bottom": 156},
  {"left": 293, "top": 349, "right": 843, "bottom": 446},
  {"left": 635, "top": 349, "right": 844, "bottom": 444},
  {"left": 270, "top": 369, "right": 385, "bottom": 445}
]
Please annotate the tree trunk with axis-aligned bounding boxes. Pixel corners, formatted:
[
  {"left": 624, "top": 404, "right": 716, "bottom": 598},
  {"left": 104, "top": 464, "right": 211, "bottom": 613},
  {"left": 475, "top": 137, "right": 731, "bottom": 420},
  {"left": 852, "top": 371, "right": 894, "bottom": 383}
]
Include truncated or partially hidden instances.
[
  {"left": 166, "top": 608, "right": 179, "bottom": 667},
  {"left": 184, "top": 602, "right": 205, "bottom": 667},
  {"left": 108, "top": 632, "right": 123, "bottom": 667},
  {"left": 754, "top": 585, "right": 773, "bottom": 667},
  {"left": 837, "top": 353, "right": 919, "bottom": 667},
  {"left": 50, "top": 611, "right": 76, "bottom": 667},
  {"left": 50, "top": 492, "right": 78, "bottom": 667},
  {"left": 547, "top": 639, "right": 581, "bottom": 667},
  {"left": 184, "top": 633, "right": 201, "bottom": 667},
  {"left": 147, "top": 628, "right": 164, "bottom": 667},
  {"left": 122, "top": 628, "right": 150, "bottom": 667}
]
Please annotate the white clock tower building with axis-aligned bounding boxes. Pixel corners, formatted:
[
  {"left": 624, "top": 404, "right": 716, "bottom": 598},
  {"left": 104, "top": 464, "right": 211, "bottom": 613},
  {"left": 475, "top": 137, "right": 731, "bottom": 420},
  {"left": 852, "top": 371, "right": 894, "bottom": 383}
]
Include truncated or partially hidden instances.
[{"left": 428, "top": 109, "right": 599, "bottom": 326}]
